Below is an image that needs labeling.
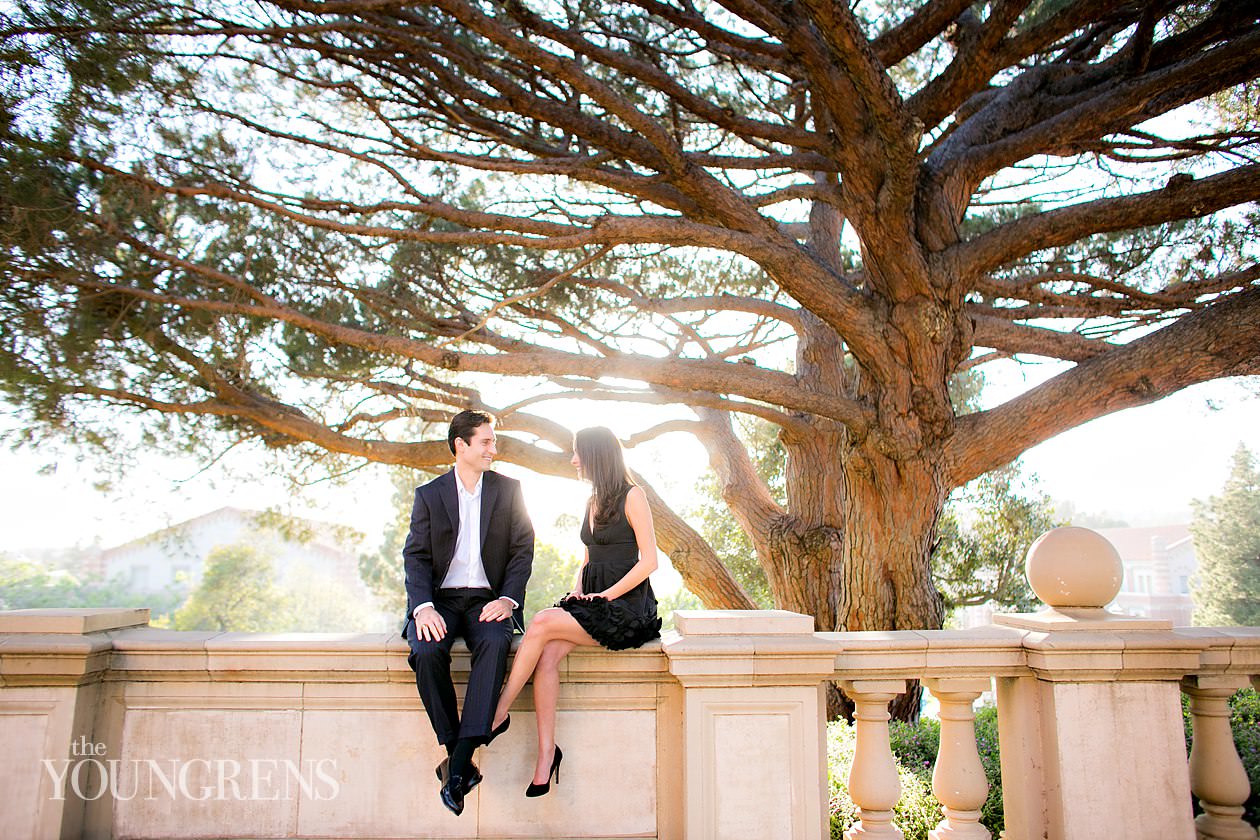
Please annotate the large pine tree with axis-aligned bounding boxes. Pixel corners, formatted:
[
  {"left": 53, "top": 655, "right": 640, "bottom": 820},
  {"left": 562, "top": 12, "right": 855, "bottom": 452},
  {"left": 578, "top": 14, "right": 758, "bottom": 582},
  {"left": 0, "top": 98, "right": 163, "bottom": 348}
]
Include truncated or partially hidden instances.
[{"left": 1192, "top": 444, "right": 1260, "bottom": 627}]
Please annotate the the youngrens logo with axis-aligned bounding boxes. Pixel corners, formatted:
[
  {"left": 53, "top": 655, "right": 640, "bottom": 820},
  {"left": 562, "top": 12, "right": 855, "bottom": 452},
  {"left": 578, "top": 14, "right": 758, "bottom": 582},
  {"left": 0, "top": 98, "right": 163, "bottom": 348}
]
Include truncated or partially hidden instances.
[{"left": 43, "top": 737, "right": 340, "bottom": 802}]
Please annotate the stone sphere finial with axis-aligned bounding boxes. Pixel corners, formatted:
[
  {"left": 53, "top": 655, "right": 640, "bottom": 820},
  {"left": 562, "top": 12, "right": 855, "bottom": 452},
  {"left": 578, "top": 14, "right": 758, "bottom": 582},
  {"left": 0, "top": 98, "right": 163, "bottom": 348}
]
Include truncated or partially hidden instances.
[{"left": 1025, "top": 526, "right": 1123, "bottom": 609}]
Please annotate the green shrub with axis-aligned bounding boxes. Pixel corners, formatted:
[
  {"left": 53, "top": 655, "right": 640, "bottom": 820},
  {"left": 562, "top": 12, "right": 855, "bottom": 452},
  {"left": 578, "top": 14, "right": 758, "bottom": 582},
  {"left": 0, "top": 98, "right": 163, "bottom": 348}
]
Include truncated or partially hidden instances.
[
  {"left": 888, "top": 716, "right": 939, "bottom": 773},
  {"left": 973, "top": 705, "right": 1005, "bottom": 832},
  {"left": 828, "top": 705, "right": 1004, "bottom": 840},
  {"left": 1232, "top": 689, "right": 1260, "bottom": 826}
]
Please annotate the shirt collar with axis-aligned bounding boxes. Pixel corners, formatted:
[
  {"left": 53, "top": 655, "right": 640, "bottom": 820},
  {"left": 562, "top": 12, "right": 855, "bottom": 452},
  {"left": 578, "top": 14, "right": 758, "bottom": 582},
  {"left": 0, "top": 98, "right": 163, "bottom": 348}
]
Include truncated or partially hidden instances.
[{"left": 457, "top": 472, "right": 484, "bottom": 501}]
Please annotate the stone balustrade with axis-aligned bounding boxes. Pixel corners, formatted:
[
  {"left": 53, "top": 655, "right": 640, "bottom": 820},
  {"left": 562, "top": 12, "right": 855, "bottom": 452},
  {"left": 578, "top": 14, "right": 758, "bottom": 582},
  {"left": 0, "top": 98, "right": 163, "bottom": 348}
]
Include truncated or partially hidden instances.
[
  {"left": 822, "top": 528, "right": 1260, "bottom": 840},
  {"left": 819, "top": 622, "right": 1259, "bottom": 840},
  {"left": 2, "top": 527, "right": 1258, "bottom": 839}
]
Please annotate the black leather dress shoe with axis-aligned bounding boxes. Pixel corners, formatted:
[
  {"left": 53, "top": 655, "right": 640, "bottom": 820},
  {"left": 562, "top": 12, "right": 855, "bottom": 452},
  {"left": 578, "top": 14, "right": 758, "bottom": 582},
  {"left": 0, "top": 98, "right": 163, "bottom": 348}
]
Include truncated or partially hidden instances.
[
  {"left": 440, "top": 774, "right": 465, "bottom": 816},
  {"left": 435, "top": 758, "right": 482, "bottom": 793}
]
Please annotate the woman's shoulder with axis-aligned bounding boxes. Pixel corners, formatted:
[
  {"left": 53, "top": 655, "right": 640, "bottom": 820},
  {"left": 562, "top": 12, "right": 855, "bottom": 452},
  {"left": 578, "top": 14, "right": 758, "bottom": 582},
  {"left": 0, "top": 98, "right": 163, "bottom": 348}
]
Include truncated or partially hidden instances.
[{"left": 622, "top": 484, "right": 649, "bottom": 517}]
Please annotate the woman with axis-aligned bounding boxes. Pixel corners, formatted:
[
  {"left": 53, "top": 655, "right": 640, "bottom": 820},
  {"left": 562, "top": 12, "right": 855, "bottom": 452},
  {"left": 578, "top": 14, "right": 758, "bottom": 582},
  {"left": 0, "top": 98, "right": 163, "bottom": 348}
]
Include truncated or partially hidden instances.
[{"left": 489, "top": 426, "right": 662, "bottom": 796}]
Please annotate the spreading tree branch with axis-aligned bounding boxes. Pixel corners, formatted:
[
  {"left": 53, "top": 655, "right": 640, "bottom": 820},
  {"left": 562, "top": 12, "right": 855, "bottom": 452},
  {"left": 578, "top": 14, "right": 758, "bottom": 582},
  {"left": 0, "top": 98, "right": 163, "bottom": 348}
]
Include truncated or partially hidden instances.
[{"left": 948, "top": 285, "right": 1260, "bottom": 485}]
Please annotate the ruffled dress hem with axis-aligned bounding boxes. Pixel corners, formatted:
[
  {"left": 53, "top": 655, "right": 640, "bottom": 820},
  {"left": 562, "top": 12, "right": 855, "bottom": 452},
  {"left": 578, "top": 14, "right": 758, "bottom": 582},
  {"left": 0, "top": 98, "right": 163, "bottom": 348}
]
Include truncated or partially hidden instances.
[{"left": 557, "top": 594, "right": 662, "bottom": 651}]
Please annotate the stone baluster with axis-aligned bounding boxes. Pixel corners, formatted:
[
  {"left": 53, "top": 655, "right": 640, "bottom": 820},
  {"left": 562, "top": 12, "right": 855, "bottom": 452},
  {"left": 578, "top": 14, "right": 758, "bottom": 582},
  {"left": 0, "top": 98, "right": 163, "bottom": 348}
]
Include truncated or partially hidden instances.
[
  {"left": 841, "top": 679, "right": 907, "bottom": 839},
  {"left": 1181, "top": 675, "right": 1257, "bottom": 840},
  {"left": 923, "top": 678, "right": 991, "bottom": 840}
]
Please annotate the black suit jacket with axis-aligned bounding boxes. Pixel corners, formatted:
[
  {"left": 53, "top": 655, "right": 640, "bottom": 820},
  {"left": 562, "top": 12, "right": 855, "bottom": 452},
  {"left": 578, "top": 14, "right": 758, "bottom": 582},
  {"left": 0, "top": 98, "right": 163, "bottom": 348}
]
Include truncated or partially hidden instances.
[{"left": 401, "top": 469, "right": 534, "bottom": 632}]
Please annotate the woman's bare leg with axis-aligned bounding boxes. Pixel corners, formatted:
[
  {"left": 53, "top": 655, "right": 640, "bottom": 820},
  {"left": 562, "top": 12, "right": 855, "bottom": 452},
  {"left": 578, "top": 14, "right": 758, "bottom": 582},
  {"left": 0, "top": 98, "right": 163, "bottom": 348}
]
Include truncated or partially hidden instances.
[
  {"left": 492, "top": 608, "right": 595, "bottom": 730},
  {"left": 532, "top": 638, "right": 576, "bottom": 784}
]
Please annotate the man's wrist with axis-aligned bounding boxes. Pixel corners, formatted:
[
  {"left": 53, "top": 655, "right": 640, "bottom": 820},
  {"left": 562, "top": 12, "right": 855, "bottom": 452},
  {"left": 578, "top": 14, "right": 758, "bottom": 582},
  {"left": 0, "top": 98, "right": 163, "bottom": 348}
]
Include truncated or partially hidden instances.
[
  {"left": 498, "top": 596, "right": 518, "bottom": 609},
  {"left": 413, "top": 602, "right": 434, "bottom": 619}
]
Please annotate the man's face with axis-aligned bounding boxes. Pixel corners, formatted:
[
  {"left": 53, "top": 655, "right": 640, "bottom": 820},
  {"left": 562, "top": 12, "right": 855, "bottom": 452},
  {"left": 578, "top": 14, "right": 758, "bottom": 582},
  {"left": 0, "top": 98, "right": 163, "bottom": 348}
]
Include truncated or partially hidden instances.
[{"left": 455, "top": 422, "right": 497, "bottom": 474}]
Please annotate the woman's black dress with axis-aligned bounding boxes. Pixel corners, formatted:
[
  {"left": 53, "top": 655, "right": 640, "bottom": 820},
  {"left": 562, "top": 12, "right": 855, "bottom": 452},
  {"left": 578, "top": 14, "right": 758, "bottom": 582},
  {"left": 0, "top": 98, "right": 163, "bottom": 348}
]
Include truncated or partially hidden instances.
[{"left": 557, "top": 487, "right": 662, "bottom": 650}]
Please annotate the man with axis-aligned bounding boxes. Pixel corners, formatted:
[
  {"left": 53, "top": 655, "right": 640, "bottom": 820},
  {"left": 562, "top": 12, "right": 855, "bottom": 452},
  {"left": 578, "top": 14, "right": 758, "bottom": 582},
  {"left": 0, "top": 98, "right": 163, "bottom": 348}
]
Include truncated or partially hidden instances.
[{"left": 402, "top": 409, "right": 534, "bottom": 816}]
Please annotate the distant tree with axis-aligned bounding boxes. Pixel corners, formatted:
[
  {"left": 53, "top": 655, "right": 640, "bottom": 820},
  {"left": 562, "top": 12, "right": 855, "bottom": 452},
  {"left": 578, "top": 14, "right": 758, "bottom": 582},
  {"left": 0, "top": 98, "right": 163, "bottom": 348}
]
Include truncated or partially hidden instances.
[
  {"left": 360, "top": 465, "right": 433, "bottom": 618},
  {"left": 0, "top": 554, "right": 185, "bottom": 620},
  {"left": 1053, "top": 500, "right": 1131, "bottom": 530},
  {"left": 523, "top": 542, "right": 583, "bottom": 623},
  {"left": 1191, "top": 444, "right": 1260, "bottom": 627},
  {"left": 173, "top": 543, "right": 290, "bottom": 632},
  {"left": 934, "top": 462, "right": 1060, "bottom": 614},
  {"left": 284, "top": 572, "right": 384, "bottom": 632}
]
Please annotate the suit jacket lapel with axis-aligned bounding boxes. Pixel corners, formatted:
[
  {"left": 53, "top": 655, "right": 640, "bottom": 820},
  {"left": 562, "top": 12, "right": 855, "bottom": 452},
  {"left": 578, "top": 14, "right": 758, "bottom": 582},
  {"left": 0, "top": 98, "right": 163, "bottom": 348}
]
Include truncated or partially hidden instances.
[
  {"left": 479, "top": 471, "right": 499, "bottom": 554},
  {"left": 438, "top": 470, "right": 459, "bottom": 538}
]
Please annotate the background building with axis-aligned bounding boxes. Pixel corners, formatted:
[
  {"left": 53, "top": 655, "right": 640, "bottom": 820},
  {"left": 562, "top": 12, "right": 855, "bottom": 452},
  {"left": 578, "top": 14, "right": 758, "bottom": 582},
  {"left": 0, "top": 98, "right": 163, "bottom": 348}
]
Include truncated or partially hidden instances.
[
  {"left": 93, "top": 507, "right": 368, "bottom": 596},
  {"left": 1097, "top": 524, "right": 1196, "bottom": 626},
  {"left": 953, "top": 524, "right": 1198, "bottom": 628}
]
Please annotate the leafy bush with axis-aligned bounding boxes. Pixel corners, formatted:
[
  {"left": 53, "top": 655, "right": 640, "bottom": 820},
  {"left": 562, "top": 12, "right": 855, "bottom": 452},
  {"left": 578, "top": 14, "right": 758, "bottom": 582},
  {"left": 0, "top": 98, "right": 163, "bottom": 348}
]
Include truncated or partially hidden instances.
[
  {"left": 828, "top": 705, "right": 1004, "bottom": 840},
  {"left": 1232, "top": 689, "right": 1260, "bottom": 826},
  {"left": 972, "top": 705, "right": 1006, "bottom": 831}
]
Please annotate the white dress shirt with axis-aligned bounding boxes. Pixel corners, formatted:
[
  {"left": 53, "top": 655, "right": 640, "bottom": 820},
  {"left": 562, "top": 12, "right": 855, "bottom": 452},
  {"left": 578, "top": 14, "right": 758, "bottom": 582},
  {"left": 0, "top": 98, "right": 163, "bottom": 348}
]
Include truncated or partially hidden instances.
[
  {"left": 442, "top": 473, "right": 490, "bottom": 590},
  {"left": 413, "top": 473, "right": 516, "bottom": 618}
]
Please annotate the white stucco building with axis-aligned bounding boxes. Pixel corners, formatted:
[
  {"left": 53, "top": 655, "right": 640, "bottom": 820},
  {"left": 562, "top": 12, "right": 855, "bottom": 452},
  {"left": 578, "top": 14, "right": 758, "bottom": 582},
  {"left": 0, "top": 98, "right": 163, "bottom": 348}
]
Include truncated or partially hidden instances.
[{"left": 92, "top": 507, "right": 367, "bottom": 595}]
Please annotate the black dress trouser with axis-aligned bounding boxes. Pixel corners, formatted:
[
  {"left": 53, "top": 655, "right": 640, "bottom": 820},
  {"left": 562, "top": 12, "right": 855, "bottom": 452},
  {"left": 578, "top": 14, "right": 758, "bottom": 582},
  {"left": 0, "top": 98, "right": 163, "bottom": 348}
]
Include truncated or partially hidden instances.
[{"left": 406, "top": 588, "right": 513, "bottom": 747}]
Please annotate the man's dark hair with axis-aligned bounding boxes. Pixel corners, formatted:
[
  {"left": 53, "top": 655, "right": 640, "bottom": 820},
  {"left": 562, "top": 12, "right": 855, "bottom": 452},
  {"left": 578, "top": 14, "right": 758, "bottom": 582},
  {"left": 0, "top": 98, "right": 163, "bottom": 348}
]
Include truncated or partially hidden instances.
[{"left": 448, "top": 409, "right": 496, "bottom": 455}]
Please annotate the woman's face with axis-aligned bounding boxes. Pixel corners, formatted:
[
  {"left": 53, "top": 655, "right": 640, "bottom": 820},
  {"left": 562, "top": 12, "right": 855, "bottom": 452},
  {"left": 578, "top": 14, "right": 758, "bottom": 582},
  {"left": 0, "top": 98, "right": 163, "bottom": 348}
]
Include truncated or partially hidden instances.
[{"left": 570, "top": 449, "right": 582, "bottom": 478}]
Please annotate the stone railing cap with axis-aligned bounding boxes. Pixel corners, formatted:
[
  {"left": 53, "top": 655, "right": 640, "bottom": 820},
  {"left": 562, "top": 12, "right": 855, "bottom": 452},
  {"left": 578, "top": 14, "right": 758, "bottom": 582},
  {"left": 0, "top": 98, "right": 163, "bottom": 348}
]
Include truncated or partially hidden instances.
[
  {"left": 993, "top": 608, "right": 1172, "bottom": 632},
  {"left": 672, "top": 610, "right": 814, "bottom": 636},
  {"left": 0, "top": 607, "right": 150, "bottom": 635}
]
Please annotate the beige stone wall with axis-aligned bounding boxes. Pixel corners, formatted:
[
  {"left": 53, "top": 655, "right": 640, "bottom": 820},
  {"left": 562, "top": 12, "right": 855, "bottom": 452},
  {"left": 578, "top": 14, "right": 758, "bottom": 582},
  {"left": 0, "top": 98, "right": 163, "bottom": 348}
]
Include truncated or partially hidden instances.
[{"left": 1, "top": 610, "right": 677, "bottom": 840}]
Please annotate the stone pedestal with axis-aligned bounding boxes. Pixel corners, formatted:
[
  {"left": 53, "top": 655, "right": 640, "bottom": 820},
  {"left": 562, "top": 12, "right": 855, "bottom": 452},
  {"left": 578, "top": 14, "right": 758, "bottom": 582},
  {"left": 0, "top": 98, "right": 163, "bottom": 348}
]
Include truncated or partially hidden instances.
[
  {"left": 0, "top": 608, "right": 149, "bottom": 840},
  {"left": 993, "top": 527, "right": 1202, "bottom": 840},
  {"left": 664, "top": 610, "right": 836, "bottom": 840}
]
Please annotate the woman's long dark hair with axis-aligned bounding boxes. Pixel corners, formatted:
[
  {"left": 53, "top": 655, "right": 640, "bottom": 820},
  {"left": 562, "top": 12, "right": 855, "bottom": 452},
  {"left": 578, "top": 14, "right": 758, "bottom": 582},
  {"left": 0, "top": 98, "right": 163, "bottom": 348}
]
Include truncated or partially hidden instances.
[{"left": 574, "top": 427, "right": 635, "bottom": 528}]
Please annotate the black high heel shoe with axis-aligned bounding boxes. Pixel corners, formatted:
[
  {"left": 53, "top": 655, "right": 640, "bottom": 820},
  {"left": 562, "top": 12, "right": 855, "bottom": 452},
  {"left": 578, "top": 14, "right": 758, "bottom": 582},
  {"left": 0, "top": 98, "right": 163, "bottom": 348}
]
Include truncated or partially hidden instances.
[
  {"left": 486, "top": 714, "right": 510, "bottom": 745},
  {"left": 525, "top": 745, "right": 562, "bottom": 797}
]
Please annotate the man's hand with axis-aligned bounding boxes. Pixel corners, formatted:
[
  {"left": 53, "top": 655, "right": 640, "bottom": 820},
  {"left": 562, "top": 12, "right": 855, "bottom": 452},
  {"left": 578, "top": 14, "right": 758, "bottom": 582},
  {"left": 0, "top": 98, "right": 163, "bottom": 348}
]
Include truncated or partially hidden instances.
[
  {"left": 416, "top": 605, "right": 447, "bottom": 642},
  {"left": 479, "top": 597, "right": 514, "bottom": 623}
]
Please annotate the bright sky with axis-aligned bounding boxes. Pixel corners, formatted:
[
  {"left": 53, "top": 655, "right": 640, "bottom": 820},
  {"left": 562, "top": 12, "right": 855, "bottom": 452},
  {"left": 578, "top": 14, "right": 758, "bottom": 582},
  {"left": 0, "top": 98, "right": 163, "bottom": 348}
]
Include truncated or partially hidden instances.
[
  {"left": 3, "top": 367, "right": 1257, "bottom": 563},
  {"left": 978, "top": 364, "right": 1258, "bottom": 524}
]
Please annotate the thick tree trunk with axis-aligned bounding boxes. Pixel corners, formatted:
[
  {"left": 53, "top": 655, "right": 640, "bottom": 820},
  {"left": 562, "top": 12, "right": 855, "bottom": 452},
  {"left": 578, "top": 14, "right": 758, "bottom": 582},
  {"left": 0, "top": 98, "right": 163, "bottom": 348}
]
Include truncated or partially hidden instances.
[
  {"left": 838, "top": 448, "right": 947, "bottom": 634},
  {"left": 769, "top": 421, "right": 846, "bottom": 633},
  {"left": 758, "top": 296, "right": 954, "bottom": 720},
  {"left": 841, "top": 445, "right": 948, "bottom": 721},
  {"left": 752, "top": 311, "right": 946, "bottom": 720},
  {"left": 768, "top": 434, "right": 948, "bottom": 721},
  {"left": 767, "top": 312, "right": 851, "bottom": 634}
]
